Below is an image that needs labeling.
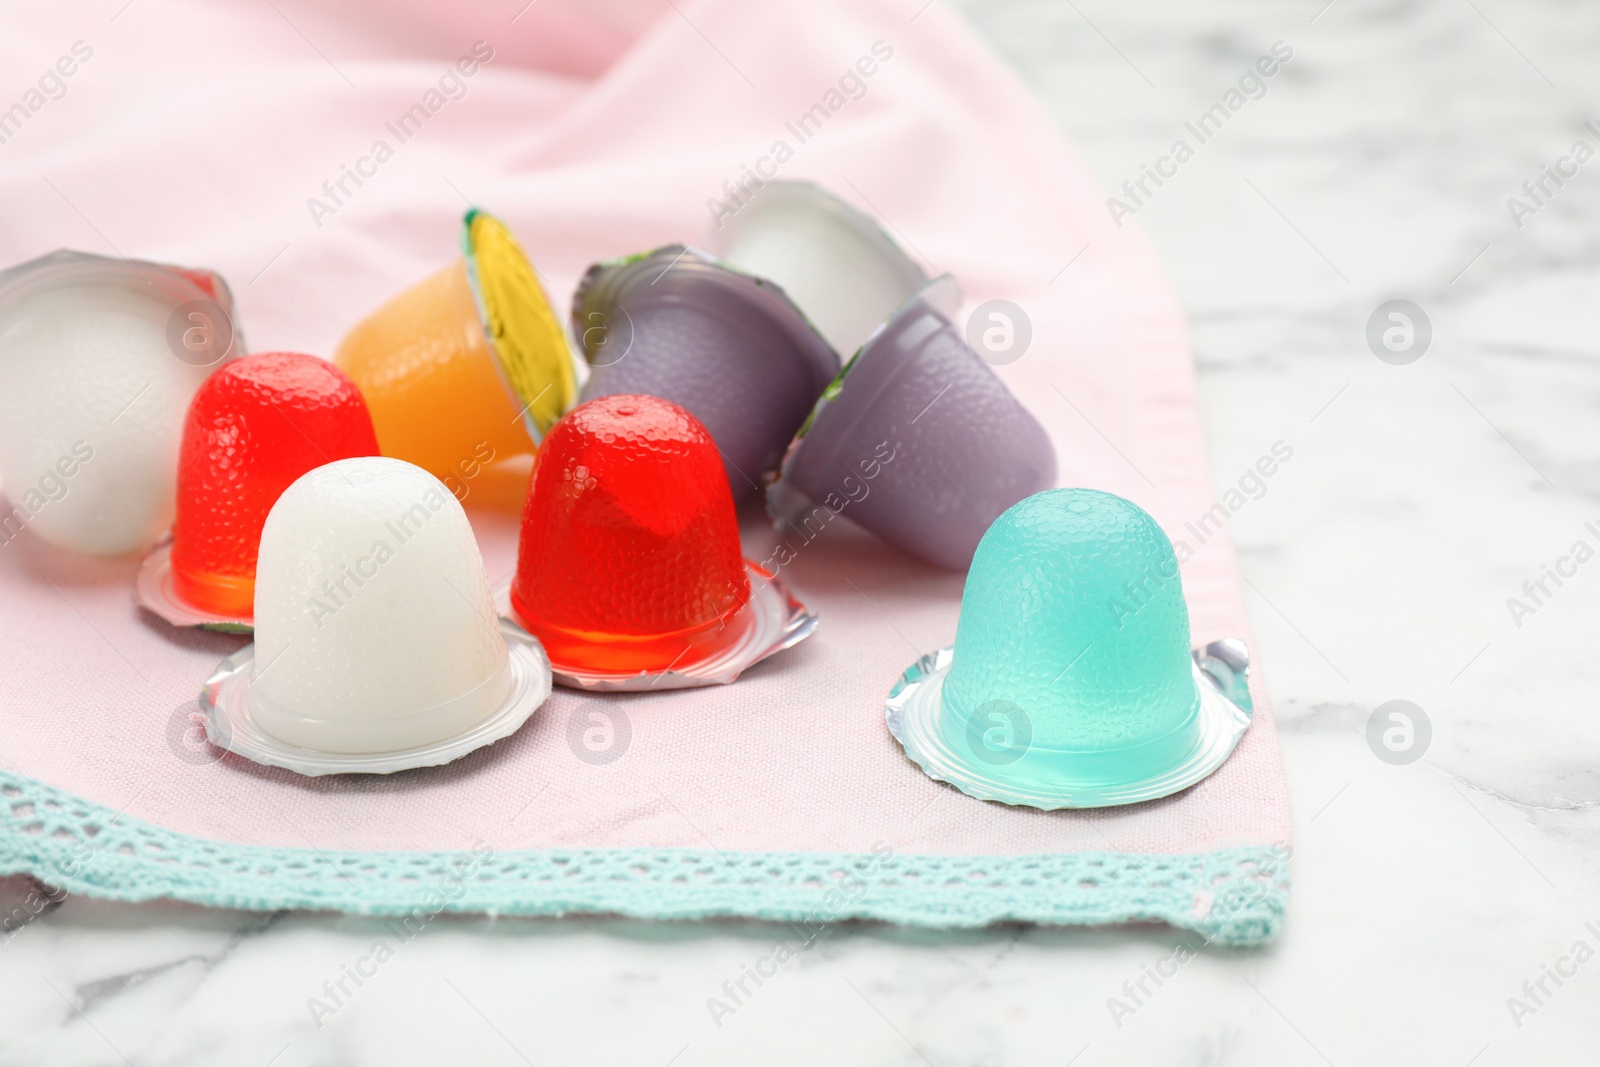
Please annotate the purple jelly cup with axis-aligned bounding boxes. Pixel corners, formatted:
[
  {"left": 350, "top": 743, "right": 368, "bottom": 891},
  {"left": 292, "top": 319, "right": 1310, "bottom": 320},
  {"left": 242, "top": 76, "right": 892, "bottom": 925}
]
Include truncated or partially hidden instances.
[
  {"left": 769, "top": 286, "right": 1057, "bottom": 570},
  {"left": 570, "top": 246, "right": 840, "bottom": 501}
]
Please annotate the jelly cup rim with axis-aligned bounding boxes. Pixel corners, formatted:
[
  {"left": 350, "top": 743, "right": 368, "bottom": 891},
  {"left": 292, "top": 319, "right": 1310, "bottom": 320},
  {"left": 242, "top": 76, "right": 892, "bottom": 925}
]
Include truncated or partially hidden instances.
[
  {"left": 568, "top": 244, "right": 841, "bottom": 396},
  {"left": 492, "top": 561, "right": 817, "bottom": 691},
  {"left": 0, "top": 249, "right": 241, "bottom": 346},
  {"left": 710, "top": 180, "right": 930, "bottom": 299},
  {"left": 135, "top": 540, "right": 254, "bottom": 633},
  {"left": 765, "top": 277, "right": 962, "bottom": 530},
  {"left": 198, "top": 615, "right": 552, "bottom": 776},
  {"left": 459, "top": 207, "right": 580, "bottom": 445},
  {"left": 886, "top": 643, "right": 1254, "bottom": 809},
  {"left": 0, "top": 249, "right": 246, "bottom": 371}
]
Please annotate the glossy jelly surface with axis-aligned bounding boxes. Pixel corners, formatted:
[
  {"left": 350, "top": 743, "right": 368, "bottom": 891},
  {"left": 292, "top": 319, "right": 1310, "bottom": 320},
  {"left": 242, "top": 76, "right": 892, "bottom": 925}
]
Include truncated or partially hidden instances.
[
  {"left": 941, "top": 489, "right": 1199, "bottom": 758},
  {"left": 573, "top": 249, "right": 838, "bottom": 501},
  {"left": 510, "top": 393, "right": 751, "bottom": 672},
  {"left": 252, "top": 457, "right": 511, "bottom": 754},
  {"left": 334, "top": 260, "right": 535, "bottom": 495},
  {"left": 171, "top": 352, "right": 379, "bottom": 617}
]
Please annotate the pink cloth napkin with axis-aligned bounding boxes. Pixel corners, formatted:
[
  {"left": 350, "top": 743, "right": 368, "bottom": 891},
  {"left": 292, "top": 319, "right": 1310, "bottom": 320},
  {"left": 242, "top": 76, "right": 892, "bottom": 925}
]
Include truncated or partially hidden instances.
[{"left": 0, "top": 0, "right": 1290, "bottom": 879}]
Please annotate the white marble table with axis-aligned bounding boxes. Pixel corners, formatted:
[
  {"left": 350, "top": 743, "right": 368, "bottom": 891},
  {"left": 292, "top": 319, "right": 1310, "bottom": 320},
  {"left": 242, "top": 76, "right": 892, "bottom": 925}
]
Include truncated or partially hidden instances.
[{"left": 4, "top": 1, "right": 1598, "bottom": 1062}]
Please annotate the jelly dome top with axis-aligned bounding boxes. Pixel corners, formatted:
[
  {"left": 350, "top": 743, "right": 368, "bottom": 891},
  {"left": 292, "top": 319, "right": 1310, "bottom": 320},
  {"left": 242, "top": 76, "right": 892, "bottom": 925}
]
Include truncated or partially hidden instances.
[
  {"left": 251, "top": 457, "right": 509, "bottom": 752},
  {"left": 941, "top": 488, "right": 1198, "bottom": 754},
  {"left": 511, "top": 393, "right": 750, "bottom": 645}
]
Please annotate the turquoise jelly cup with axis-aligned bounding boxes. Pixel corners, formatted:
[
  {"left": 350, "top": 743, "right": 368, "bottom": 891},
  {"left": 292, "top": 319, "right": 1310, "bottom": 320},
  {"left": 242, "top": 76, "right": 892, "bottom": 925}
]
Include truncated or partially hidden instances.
[{"left": 885, "top": 488, "right": 1253, "bottom": 808}]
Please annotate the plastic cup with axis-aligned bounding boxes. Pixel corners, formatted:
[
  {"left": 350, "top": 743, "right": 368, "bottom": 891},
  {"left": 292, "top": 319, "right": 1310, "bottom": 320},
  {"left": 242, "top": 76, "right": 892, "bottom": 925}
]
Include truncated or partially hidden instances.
[
  {"left": 886, "top": 488, "right": 1253, "bottom": 808},
  {"left": 0, "top": 250, "right": 241, "bottom": 555},
  {"left": 334, "top": 209, "right": 577, "bottom": 509},
  {"left": 250, "top": 457, "right": 514, "bottom": 754},
  {"left": 570, "top": 246, "right": 839, "bottom": 501},
  {"left": 506, "top": 393, "right": 816, "bottom": 687},
  {"left": 770, "top": 291, "right": 1056, "bottom": 570},
  {"left": 164, "top": 353, "right": 380, "bottom": 621},
  {"left": 510, "top": 392, "right": 752, "bottom": 673},
  {"left": 713, "top": 181, "right": 931, "bottom": 357}
]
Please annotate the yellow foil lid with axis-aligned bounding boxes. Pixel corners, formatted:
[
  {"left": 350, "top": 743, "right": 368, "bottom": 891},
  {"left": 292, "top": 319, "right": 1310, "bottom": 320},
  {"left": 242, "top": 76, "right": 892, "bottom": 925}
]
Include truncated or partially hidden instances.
[{"left": 463, "top": 209, "right": 577, "bottom": 442}]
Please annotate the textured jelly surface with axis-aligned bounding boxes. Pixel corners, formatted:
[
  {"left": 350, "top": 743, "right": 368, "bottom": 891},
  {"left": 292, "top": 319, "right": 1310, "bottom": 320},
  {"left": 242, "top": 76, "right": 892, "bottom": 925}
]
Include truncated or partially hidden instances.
[
  {"left": 0, "top": 282, "right": 211, "bottom": 555},
  {"left": 253, "top": 457, "right": 509, "bottom": 751},
  {"left": 335, "top": 261, "right": 534, "bottom": 492},
  {"left": 786, "top": 304, "right": 1055, "bottom": 571},
  {"left": 170, "top": 353, "right": 379, "bottom": 617},
  {"left": 511, "top": 393, "right": 750, "bottom": 671},
  {"left": 578, "top": 265, "right": 833, "bottom": 501},
  {"left": 942, "top": 489, "right": 1198, "bottom": 752}
]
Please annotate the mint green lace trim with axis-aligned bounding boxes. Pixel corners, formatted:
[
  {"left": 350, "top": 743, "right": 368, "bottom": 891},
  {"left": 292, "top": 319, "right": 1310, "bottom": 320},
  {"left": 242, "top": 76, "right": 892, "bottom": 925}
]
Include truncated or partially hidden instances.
[{"left": 0, "top": 769, "right": 1288, "bottom": 944}]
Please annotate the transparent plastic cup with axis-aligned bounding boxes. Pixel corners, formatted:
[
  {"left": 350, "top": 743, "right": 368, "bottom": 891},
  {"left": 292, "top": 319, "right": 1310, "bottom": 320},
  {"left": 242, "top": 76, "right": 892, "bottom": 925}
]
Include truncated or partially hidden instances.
[
  {"left": 886, "top": 488, "right": 1253, "bottom": 808},
  {"left": 0, "top": 250, "right": 241, "bottom": 555},
  {"left": 570, "top": 246, "right": 839, "bottom": 501},
  {"left": 334, "top": 209, "right": 577, "bottom": 511},
  {"left": 147, "top": 353, "right": 380, "bottom": 625},
  {"left": 713, "top": 181, "right": 931, "bottom": 358},
  {"left": 506, "top": 394, "right": 815, "bottom": 688},
  {"left": 770, "top": 290, "right": 1056, "bottom": 570}
]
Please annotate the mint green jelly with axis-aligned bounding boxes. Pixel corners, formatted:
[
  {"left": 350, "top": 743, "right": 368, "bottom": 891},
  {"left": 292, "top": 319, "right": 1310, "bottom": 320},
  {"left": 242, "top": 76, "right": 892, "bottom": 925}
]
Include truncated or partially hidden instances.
[
  {"left": 896, "top": 492, "right": 1241, "bottom": 809},
  {"left": 886, "top": 488, "right": 1252, "bottom": 808}
]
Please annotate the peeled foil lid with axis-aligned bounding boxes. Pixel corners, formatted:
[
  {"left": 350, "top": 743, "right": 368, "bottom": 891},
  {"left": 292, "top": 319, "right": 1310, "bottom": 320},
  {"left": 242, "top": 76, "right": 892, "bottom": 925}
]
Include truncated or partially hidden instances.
[
  {"left": 461, "top": 209, "right": 578, "bottom": 443},
  {"left": 200, "top": 617, "right": 553, "bottom": 776},
  {"left": 494, "top": 563, "right": 817, "bottom": 692},
  {"left": 886, "top": 640, "right": 1255, "bottom": 809}
]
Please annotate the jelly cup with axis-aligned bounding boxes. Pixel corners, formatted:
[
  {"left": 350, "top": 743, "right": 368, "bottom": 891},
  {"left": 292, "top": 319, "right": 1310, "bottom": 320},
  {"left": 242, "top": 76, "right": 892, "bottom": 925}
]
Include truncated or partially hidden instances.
[
  {"left": 501, "top": 393, "right": 815, "bottom": 690},
  {"left": 769, "top": 288, "right": 1056, "bottom": 570},
  {"left": 0, "top": 249, "right": 242, "bottom": 556},
  {"left": 886, "top": 488, "right": 1253, "bottom": 809},
  {"left": 334, "top": 209, "right": 577, "bottom": 508},
  {"left": 137, "top": 352, "right": 381, "bottom": 631},
  {"left": 570, "top": 245, "right": 839, "bottom": 501},
  {"left": 199, "top": 457, "right": 551, "bottom": 775},
  {"left": 713, "top": 181, "right": 938, "bottom": 358}
]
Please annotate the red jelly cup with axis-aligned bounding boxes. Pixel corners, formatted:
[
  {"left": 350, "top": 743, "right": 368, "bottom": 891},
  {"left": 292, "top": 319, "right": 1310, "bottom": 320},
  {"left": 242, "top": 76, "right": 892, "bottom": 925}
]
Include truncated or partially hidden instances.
[
  {"left": 139, "top": 353, "right": 380, "bottom": 629},
  {"left": 505, "top": 393, "right": 815, "bottom": 689}
]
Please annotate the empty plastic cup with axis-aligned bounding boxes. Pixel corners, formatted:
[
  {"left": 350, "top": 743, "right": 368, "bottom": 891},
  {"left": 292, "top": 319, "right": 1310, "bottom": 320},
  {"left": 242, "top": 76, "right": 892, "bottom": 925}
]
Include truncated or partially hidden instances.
[
  {"left": 0, "top": 249, "right": 241, "bottom": 555},
  {"left": 335, "top": 209, "right": 577, "bottom": 509},
  {"left": 769, "top": 293, "right": 1056, "bottom": 570},
  {"left": 251, "top": 457, "right": 516, "bottom": 754},
  {"left": 886, "top": 488, "right": 1252, "bottom": 808},
  {"left": 570, "top": 246, "right": 839, "bottom": 501},
  {"left": 159, "top": 353, "right": 380, "bottom": 622},
  {"left": 713, "top": 181, "right": 931, "bottom": 358},
  {"left": 508, "top": 393, "right": 815, "bottom": 686}
]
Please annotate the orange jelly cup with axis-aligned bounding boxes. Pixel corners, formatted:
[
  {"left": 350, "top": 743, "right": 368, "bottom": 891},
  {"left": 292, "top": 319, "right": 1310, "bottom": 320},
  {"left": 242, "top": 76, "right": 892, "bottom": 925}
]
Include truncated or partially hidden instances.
[
  {"left": 334, "top": 209, "right": 577, "bottom": 512},
  {"left": 170, "top": 352, "right": 380, "bottom": 619},
  {"left": 509, "top": 394, "right": 753, "bottom": 675}
]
